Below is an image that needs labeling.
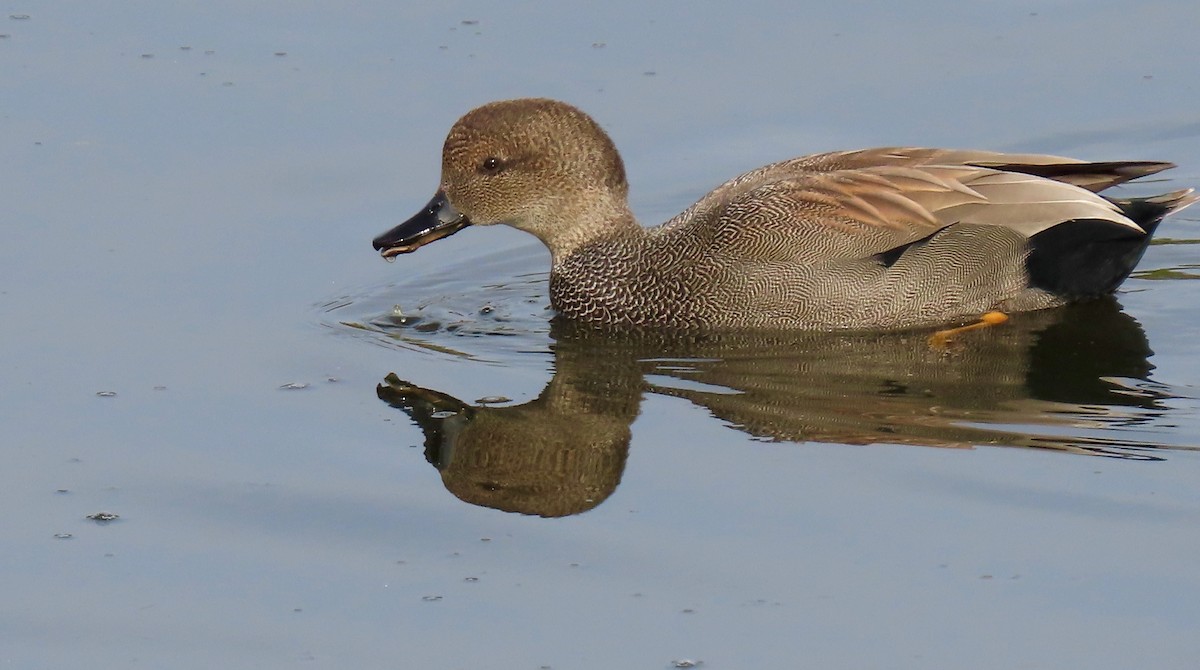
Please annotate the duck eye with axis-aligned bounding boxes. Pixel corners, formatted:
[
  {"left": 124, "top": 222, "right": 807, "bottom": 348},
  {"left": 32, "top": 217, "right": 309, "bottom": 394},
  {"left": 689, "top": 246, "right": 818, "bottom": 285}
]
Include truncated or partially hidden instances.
[{"left": 479, "top": 156, "right": 505, "bottom": 174}]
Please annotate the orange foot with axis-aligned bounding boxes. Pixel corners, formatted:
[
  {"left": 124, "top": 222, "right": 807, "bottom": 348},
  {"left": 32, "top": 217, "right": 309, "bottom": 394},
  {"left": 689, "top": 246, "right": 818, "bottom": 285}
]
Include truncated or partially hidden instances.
[{"left": 928, "top": 311, "right": 1009, "bottom": 348}]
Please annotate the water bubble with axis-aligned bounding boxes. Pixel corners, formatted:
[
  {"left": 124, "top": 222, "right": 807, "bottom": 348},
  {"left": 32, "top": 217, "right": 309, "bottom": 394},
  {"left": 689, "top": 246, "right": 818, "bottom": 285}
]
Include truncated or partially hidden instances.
[
  {"left": 421, "top": 595, "right": 442, "bottom": 602},
  {"left": 475, "top": 395, "right": 511, "bottom": 404},
  {"left": 672, "top": 660, "right": 701, "bottom": 668},
  {"left": 86, "top": 512, "right": 119, "bottom": 522},
  {"left": 54, "top": 533, "right": 73, "bottom": 539},
  {"left": 278, "top": 382, "right": 309, "bottom": 390},
  {"left": 95, "top": 391, "right": 117, "bottom": 397},
  {"left": 9, "top": 14, "right": 31, "bottom": 20}
]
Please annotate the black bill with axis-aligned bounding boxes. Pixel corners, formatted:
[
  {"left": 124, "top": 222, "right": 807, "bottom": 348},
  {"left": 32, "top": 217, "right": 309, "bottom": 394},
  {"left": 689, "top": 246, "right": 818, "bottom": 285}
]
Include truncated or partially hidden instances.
[{"left": 372, "top": 191, "right": 471, "bottom": 258}]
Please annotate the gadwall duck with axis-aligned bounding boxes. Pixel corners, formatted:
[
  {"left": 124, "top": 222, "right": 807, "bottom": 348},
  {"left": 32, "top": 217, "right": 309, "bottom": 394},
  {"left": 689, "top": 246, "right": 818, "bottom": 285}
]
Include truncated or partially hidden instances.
[{"left": 373, "top": 98, "right": 1195, "bottom": 331}]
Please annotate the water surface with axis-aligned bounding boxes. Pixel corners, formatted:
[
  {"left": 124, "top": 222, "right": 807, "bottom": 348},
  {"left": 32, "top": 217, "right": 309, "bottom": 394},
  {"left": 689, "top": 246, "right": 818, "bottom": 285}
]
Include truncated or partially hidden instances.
[{"left": 5, "top": 2, "right": 1200, "bottom": 668}]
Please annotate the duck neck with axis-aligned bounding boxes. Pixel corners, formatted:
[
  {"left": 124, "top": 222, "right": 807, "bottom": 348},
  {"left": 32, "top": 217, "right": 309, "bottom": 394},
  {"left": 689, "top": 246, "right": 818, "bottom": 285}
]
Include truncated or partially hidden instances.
[{"left": 541, "top": 195, "right": 643, "bottom": 263}]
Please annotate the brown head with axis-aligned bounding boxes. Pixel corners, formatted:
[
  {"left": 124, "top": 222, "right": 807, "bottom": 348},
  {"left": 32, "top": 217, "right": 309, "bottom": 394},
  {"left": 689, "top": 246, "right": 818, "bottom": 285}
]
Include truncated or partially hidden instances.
[{"left": 373, "top": 98, "right": 637, "bottom": 261}]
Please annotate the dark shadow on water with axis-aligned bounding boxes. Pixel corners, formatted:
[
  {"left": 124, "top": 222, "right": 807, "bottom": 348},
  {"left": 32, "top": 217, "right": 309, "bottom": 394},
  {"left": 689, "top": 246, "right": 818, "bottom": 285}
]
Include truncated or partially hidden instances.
[{"left": 371, "top": 299, "right": 1196, "bottom": 517}]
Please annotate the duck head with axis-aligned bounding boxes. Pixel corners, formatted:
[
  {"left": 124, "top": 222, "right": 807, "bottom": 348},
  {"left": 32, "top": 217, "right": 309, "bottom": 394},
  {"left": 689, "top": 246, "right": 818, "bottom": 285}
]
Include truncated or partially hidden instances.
[{"left": 372, "top": 98, "right": 634, "bottom": 260}]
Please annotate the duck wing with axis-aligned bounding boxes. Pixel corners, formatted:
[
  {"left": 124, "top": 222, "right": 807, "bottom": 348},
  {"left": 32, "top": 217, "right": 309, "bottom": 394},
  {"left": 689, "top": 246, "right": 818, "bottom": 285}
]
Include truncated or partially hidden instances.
[
  {"left": 790, "top": 147, "right": 1175, "bottom": 192},
  {"left": 673, "top": 161, "right": 1152, "bottom": 264}
]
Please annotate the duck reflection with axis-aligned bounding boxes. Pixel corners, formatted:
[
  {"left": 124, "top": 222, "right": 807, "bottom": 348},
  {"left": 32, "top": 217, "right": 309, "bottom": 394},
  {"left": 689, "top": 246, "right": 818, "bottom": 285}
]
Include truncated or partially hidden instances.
[
  {"left": 377, "top": 347, "right": 637, "bottom": 517},
  {"left": 377, "top": 299, "right": 1173, "bottom": 517}
]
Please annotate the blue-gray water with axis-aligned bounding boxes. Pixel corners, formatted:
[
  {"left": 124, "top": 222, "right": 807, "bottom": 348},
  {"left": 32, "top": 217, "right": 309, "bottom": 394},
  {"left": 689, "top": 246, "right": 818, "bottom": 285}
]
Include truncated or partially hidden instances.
[{"left": 5, "top": 2, "right": 1200, "bottom": 668}]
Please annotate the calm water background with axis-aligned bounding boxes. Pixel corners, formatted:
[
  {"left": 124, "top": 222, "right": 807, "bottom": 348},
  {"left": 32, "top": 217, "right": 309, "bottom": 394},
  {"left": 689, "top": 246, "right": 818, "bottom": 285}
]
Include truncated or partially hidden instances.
[{"left": 5, "top": 2, "right": 1200, "bottom": 668}]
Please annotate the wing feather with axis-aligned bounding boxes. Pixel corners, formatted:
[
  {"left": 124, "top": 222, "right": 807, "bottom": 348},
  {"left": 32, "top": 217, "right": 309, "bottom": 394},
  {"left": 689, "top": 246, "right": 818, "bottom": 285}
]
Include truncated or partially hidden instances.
[{"left": 666, "top": 160, "right": 1147, "bottom": 264}]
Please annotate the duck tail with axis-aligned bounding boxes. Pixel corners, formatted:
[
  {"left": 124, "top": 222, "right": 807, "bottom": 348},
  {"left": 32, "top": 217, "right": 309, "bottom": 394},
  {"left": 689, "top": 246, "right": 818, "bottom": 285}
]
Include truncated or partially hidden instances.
[
  {"left": 1026, "top": 188, "right": 1196, "bottom": 299},
  {"left": 1108, "top": 188, "right": 1198, "bottom": 236}
]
